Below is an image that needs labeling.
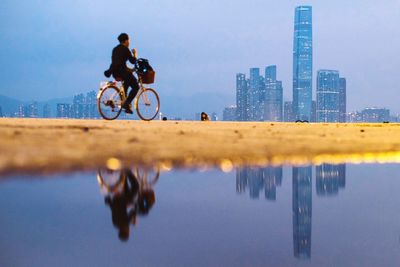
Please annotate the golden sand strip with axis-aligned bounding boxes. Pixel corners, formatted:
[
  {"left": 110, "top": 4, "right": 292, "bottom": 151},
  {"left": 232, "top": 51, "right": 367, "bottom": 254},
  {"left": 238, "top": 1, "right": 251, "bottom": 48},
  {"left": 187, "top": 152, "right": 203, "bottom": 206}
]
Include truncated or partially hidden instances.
[{"left": 1, "top": 118, "right": 400, "bottom": 175}]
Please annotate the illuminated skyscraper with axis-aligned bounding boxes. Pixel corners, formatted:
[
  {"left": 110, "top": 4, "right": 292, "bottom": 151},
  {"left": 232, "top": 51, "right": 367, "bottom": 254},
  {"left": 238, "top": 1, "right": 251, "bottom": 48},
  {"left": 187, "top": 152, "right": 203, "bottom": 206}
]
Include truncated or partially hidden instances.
[
  {"left": 236, "top": 73, "right": 248, "bottom": 121},
  {"left": 293, "top": 6, "right": 313, "bottom": 122},
  {"left": 265, "top": 65, "right": 283, "bottom": 121},
  {"left": 316, "top": 70, "right": 340, "bottom": 122},
  {"left": 249, "top": 68, "right": 264, "bottom": 121}
]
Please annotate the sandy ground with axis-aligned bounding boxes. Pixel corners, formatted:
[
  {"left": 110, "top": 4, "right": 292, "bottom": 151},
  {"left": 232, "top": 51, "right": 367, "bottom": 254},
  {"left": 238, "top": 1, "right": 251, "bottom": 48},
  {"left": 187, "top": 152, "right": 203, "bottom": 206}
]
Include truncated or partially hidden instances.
[{"left": 1, "top": 118, "right": 400, "bottom": 175}]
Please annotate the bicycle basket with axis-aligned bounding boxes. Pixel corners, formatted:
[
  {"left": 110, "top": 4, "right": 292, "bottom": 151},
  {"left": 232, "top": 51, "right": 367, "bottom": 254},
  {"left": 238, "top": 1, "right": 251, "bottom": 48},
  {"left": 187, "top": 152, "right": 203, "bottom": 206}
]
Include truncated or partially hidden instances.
[{"left": 139, "top": 70, "right": 156, "bottom": 84}]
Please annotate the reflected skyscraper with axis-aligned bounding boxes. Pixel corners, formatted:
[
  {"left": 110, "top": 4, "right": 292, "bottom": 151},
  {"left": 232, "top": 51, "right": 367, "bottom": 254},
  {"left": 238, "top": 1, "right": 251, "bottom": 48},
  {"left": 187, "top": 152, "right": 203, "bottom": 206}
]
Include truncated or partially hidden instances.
[
  {"left": 293, "top": 6, "right": 313, "bottom": 122},
  {"left": 316, "top": 164, "right": 346, "bottom": 196},
  {"left": 236, "top": 167, "right": 283, "bottom": 201},
  {"left": 264, "top": 167, "right": 283, "bottom": 201},
  {"left": 293, "top": 166, "right": 312, "bottom": 259}
]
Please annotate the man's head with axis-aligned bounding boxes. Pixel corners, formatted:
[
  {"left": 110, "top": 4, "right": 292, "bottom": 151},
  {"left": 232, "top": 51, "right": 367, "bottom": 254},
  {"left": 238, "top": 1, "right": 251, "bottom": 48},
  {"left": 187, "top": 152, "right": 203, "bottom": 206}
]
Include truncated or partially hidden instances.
[{"left": 118, "top": 33, "right": 130, "bottom": 47}]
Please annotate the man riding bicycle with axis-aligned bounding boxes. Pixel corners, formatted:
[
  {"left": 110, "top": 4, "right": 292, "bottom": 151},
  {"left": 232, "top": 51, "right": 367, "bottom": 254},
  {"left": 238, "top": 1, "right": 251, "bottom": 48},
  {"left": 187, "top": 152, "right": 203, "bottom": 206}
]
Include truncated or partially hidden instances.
[{"left": 104, "top": 33, "right": 139, "bottom": 114}]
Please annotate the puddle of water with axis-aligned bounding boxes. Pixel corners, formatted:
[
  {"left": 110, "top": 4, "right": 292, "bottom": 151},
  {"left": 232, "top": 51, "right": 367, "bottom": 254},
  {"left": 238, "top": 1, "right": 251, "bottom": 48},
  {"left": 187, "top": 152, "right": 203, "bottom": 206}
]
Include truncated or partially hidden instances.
[{"left": 1, "top": 164, "right": 400, "bottom": 266}]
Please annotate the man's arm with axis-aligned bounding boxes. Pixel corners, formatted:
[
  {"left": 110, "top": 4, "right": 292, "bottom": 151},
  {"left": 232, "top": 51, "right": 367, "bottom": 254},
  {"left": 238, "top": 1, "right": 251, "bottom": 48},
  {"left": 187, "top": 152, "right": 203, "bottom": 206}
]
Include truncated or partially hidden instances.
[{"left": 125, "top": 47, "right": 137, "bottom": 64}]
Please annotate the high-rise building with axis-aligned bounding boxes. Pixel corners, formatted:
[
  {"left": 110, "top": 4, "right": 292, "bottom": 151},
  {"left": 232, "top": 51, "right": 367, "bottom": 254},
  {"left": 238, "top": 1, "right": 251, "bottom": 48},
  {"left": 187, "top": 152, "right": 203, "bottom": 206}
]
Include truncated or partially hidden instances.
[
  {"left": 86, "top": 91, "right": 98, "bottom": 118},
  {"left": 249, "top": 68, "right": 263, "bottom": 121},
  {"left": 265, "top": 65, "right": 283, "bottom": 122},
  {"left": 0, "top": 106, "right": 3, "bottom": 117},
  {"left": 26, "top": 102, "right": 38, "bottom": 118},
  {"left": 57, "top": 103, "right": 72, "bottom": 118},
  {"left": 293, "top": 6, "right": 313, "bottom": 122},
  {"left": 293, "top": 166, "right": 312, "bottom": 259},
  {"left": 339, "top": 78, "right": 347, "bottom": 122},
  {"left": 236, "top": 73, "right": 248, "bottom": 121},
  {"left": 284, "top": 101, "right": 295, "bottom": 122},
  {"left": 222, "top": 106, "right": 237, "bottom": 121},
  {"left": 43, "top": 104, "right": 51, "bottom": 118},
  {"left": 316, "top": 70, "right": 340, "bottom": 122},
  {"left": 72, "top": 93, "right": 85, "bottom": 118},
  {"left": 361, "top": 107, "right": 390, "bottom": 122},
  {"left": 316, "top": 164, "right": 346, "bottom": 196},
  {"left": 17, "top": 104, "right": 25, "bottom": 118}
]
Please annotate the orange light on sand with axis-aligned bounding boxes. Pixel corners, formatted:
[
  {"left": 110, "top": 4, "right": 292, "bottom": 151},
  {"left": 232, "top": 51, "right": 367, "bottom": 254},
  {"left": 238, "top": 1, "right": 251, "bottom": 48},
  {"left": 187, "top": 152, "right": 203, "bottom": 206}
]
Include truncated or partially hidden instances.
[
  {"left": 106, "top": 157, "right": 122, "bottom": 170},
  {"left": 220, "top": 159, "right": 233, "bottom": 173},
  {"left": 159, "top": 161, "right": 173, "bottom": 172}
]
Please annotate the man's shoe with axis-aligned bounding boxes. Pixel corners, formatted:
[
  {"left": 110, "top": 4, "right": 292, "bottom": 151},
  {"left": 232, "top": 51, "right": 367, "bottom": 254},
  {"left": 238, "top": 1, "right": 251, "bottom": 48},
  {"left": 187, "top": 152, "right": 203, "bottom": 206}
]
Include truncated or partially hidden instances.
[{"left": 124, "top": 107, "right": 133, "bottom": 114}]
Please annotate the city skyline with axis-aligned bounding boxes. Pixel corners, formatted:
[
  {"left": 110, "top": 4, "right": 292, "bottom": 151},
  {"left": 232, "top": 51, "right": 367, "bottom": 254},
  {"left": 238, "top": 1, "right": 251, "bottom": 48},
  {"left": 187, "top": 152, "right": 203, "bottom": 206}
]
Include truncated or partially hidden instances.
[{"left": 1, "top": 1, "right": 400, "bottom": 114}]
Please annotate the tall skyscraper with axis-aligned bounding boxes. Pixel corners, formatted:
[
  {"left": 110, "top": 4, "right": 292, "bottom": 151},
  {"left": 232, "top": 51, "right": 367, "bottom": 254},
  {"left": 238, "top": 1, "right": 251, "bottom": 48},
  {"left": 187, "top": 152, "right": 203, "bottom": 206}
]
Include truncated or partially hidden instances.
[
  {"left": 236, "top": 73, "right": 248, "bottom": 121},
  {"left": 293, "top": 166, "right": 312, "bottom": 259},
  {"left": 339, "top": 78, "right": 347, "bottom": 122},
  {"left": 265, "top": 65, "right": 283, "bottom": 121},
  {"left": 249, "top": 68, "right": 263, "bottom": 121},
  {"left": 293, "top": 6, "right": 313, "bottom": 122},
  {"left": 316, "top": 70, "right": 340, "bottom": 122}
]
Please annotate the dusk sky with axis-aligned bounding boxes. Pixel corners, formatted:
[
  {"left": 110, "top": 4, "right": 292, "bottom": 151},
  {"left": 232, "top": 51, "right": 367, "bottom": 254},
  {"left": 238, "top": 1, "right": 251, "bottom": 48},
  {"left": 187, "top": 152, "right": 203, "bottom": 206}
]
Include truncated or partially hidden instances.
[{"left": 1, "top": 0, "right": 400, "bottom": 113}]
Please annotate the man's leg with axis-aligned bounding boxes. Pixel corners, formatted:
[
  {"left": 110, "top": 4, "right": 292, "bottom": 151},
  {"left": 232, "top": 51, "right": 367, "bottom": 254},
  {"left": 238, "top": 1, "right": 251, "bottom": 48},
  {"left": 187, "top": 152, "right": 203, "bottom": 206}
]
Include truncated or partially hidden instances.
[{"left": 122, "top": 73, "right": 140, "bottom": 110}]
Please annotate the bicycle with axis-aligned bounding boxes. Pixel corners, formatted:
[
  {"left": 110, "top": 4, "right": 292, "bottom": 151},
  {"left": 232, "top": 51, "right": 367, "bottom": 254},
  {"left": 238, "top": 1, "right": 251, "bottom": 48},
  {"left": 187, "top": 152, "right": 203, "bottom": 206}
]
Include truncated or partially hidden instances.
[{"left": 97, "top": 62, "right": 160, "bottom": 121}]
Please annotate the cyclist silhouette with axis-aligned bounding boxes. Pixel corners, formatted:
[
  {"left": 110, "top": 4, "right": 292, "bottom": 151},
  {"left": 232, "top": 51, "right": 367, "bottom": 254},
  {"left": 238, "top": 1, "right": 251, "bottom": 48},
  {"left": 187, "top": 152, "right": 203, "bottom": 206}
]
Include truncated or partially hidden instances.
[
  {"left": 104, "top": 33, "right": 139, "bottom": 114},
  {"left": 103, "top": 169, "right": 156, "bottom": 241}
]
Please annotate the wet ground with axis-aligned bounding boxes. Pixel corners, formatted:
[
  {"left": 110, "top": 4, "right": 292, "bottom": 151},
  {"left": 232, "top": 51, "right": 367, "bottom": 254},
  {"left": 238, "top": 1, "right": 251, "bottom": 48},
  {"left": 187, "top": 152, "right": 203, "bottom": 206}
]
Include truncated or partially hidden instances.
[{"left": 1, "top": 163, "right": 400, "bottom": 267}]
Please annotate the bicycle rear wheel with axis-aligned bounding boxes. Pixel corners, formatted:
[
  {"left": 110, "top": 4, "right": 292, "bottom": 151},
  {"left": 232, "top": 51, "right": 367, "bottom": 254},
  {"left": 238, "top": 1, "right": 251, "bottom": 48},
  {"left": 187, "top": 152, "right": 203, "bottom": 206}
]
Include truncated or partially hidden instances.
[
  {"left": 136, "top": 88, "right": 160, "bottom": 121},
  {"left": 98, "top": 85, "right": 123, "bottom": 120}
]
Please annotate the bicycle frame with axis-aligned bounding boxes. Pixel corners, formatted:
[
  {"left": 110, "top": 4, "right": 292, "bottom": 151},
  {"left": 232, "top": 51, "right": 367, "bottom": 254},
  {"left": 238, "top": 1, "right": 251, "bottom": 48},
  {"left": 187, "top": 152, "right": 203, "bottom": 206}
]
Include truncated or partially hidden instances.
[{"left": 98, "top": 76, "right": 150, "bottom": 109}]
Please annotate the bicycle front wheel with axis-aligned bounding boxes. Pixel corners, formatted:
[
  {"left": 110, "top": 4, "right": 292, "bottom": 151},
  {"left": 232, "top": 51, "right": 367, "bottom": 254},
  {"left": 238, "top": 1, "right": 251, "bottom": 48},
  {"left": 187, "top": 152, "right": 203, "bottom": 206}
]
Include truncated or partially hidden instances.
[
  {"left": 98, "top": 85, "right": 123, "bottom": 120},
  {"left": 136, "top": 88, "right": 160, "bottom": 121}
]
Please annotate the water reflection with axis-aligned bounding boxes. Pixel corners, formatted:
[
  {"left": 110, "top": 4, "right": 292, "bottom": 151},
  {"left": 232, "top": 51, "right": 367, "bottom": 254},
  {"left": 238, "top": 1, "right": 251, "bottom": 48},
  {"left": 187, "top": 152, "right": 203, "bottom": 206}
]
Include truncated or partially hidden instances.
[
  {"left": 236, "top": 167, "right": 283, "bottom": 200},
  {"left": 316, "top": 164, "right": 346, "bottom": 196},
  {"left": 293, "top": 166, "right": 312, "bottom": 259},
  {"left": 97, "top": 167, "right": 159, "bottom": 241},
  {"left": 236, "top": 164, "right": 346, "bottom": 260}
]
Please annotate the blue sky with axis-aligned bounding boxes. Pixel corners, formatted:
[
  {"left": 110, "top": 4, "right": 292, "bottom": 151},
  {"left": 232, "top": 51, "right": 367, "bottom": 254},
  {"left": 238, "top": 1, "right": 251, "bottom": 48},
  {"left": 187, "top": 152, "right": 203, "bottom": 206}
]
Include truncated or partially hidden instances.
[{"left": 1, "top": 0, "right": 400, "bottom": 112}]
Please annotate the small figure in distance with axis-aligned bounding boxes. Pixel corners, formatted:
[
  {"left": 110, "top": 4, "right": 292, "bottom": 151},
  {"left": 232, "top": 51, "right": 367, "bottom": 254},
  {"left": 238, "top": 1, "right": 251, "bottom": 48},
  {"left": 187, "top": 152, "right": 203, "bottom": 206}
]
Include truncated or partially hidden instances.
[
  {"left": 162, "top": 117, "right": 168, "bottom": 121},
  {"left": 201, "top": 112, "right": 210, "bottom": 121},
  {"left": 104, "top": 33, "right": 139, "bottom": 114}
]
